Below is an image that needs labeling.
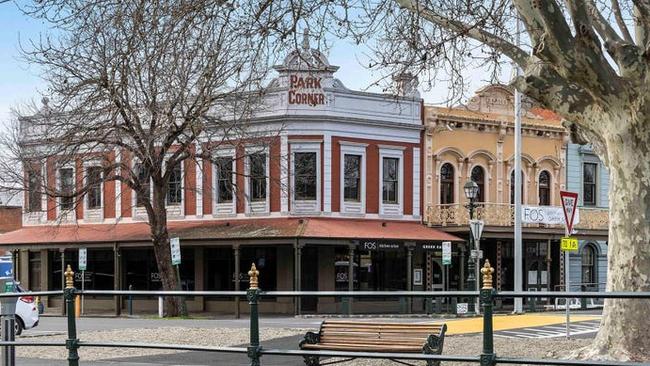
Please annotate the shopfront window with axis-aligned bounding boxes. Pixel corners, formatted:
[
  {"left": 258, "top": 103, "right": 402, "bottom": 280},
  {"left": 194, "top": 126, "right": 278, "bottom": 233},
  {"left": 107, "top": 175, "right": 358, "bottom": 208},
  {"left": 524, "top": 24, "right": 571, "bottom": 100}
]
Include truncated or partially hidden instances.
[
  {"left": 205, "top": 247, "right": 234, "bottom": 290},
  {"left": 240, "top": 247, "right": 277, "bottom": 291},
  {"left": 123, "top": 248, "right": 194, "bottom": 291},
  {"left": 334, "top": 245, "right": 406, "bottom": 293}
]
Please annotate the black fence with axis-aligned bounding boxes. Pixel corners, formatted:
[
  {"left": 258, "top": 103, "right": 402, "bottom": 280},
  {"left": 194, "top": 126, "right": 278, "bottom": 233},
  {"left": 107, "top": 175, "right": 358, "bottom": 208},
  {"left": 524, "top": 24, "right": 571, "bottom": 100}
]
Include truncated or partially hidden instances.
[{"left": 0, "top": 263, "right": 648, "bottom": 366}]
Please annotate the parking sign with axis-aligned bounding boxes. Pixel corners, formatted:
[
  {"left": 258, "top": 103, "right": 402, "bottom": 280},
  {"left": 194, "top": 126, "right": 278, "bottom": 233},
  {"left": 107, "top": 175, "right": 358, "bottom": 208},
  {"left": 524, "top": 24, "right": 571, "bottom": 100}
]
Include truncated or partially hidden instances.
[
  {"left": 170, "top": 237, "right": 181, "bottom": 265},
  {"left": 79, "top": 248, "right": 87, "bottom": 271}
]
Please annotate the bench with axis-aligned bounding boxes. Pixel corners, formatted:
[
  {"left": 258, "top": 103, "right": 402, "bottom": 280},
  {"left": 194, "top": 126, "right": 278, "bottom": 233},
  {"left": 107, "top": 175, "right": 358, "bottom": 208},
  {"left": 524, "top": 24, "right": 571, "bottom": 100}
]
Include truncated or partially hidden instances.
[{"left": 299, "top": 320, "right": 447, "bottom": 366}]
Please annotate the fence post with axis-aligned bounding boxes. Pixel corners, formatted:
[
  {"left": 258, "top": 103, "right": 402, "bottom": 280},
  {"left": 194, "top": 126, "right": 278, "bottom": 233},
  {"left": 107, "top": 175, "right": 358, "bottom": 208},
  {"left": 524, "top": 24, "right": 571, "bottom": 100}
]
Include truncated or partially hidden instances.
[
  {"left": 64, "top": 265, "right": 80, "bottom": 366},
  {"left": 480, "top": 260, "right": 496, "bottom": 366},
  {"left": 247, "top": 264, "right": 262, "bottom": 366}
]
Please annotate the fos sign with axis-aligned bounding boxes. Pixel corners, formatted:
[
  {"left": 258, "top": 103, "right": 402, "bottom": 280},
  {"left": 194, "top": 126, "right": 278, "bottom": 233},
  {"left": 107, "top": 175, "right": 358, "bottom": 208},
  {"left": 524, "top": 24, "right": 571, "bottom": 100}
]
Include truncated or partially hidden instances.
[
  {"left": 288, "top": 75, "right": 326, "bottom": 106},
  {"left": 560, "top": 191, "right": 579, "bottom": 235}
]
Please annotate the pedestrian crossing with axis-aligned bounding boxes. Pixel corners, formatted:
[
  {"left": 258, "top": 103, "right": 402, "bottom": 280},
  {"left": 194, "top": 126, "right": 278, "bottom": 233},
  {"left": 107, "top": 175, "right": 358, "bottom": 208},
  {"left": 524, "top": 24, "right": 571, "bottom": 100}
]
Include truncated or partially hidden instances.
[{"left": 493, "top": 320, "right": 601, "bottom": 339}]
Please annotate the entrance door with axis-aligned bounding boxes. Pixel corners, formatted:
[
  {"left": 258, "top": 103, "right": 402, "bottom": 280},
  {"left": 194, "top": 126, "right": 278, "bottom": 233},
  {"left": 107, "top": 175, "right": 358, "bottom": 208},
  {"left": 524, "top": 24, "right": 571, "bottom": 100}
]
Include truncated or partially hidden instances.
[
  {"left": 426, "top": 253, "right": 444, "bottom": 291},
  {"left": 301, "top": 247, "right": 318, "bottom": 312},
  {"left": 525, "top": 242, "right": 549, "bottom": 305}
]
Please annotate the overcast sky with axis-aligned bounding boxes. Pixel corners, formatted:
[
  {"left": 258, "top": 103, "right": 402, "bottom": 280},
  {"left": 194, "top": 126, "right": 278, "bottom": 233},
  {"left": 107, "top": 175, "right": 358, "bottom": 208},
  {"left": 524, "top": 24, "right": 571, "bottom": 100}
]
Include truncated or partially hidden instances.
[{"left": 0, "top": 3, "right": 508, "bottom": 129}]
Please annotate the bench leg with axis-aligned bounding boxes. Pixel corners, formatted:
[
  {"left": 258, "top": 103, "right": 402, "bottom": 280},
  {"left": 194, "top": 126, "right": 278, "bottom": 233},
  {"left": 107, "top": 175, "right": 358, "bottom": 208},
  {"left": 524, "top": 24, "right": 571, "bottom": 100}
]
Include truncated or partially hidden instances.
[
  {"left": 303, "top": 355, "right": 320, "bottom": 366},
  {"left": 426, "top": 361, "right": 440, "bottom": 366}
]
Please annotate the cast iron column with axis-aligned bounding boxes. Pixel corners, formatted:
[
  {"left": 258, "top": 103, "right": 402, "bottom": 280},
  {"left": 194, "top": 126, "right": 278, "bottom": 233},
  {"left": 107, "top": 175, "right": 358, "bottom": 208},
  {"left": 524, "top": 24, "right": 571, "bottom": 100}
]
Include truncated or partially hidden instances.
[
  {"left": 234, "top": 245, "right": 241, "bottom": 319},
  {"left": 406, "top": 243, "right": 414, "bottom": 314},
  {"left": 347, "top": 244, "right": 355, "bottom": 315},
  {"left": 480, "top": 260, "right": 496, "bottom": 366},
  {"left": 247, "top": 264, "right": 261, "bottom": 366}
]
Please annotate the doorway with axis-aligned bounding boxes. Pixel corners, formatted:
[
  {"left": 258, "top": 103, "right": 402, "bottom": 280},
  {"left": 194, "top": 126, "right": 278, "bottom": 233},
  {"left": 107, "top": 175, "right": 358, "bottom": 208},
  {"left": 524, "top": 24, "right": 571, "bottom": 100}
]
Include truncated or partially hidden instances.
[{"left": 301, "top": 247, "right": 318, "bottom": 312}]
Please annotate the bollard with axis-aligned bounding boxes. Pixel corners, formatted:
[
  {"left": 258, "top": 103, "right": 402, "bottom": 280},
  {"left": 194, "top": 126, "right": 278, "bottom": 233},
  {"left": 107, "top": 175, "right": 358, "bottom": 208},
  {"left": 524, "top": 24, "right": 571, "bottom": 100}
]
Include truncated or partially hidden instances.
[
  {"left": 128, "top": 285, "right": 133, "bottom": 316},
  {"left": 158, "top": 296, "right": 164, "bottom": 318},
  {"left": 247, "top": 263, "right": 261, "bottom": 366},
  {"left": 480, "top": 260, "right": 496, "bottom": 366},
  {"left": 64, "top": 265, "right": 80, "bottom": 366}
]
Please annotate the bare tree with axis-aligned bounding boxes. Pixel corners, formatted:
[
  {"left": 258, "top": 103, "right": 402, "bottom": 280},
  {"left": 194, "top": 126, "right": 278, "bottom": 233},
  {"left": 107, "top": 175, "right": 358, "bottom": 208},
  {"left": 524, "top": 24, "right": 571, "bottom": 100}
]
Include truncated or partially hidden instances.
[
  {"left": 3, "top": 0, "right": 298, "bottom": 316},
  {"left": 292, "top": 0, "right": 648, "bottom": 361}
]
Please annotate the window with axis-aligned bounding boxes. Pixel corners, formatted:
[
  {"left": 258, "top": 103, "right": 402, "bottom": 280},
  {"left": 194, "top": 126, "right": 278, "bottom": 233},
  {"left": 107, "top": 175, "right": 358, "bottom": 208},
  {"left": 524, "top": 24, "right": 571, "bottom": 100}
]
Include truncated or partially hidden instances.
[
  {"left": 510, "top": 170, "right": 524, "bottom": 204},
  {"left": 59, "top": 168, "right": 74, "bottom": 210},
  {"left": 294, "top": 152, "right": 317, "bottom": 200},
  {"left": 581, "top": 245, "right": 596, "bottom": 284},
  {"left": 471, "top": 166, "right": 485, "bottom": 202},
  {"left": 538, "top": 171, "right": 551, "bottom": 206},
  {"left": 249, "top": 153, "right": 267, "bottom": 201},
  {"left": 86, "top": 166, "right": 103, "bottom": 209},
  {"left": 382, "top": 157, "right": 399, "bottom": 204},
  {"left": 27, "top": 170, "right": 42, "bottom": 212},
  {"left": 215, "top": 157, "right": 234, "bottom": 203},
  {"left": 166, "top": 163, "right": 182, "bottom": 205},
  {"left": 583, "top": 163, "right": 597, "bottom": 206},
  {"left": 344, "top": 155, "right": 361, "bottom": 202},
  {"left": 135, "top": 163, "right": 150, "bottom": 207},
  {"left": 440, "top": 163, "right": 454, "bottom": 204}
]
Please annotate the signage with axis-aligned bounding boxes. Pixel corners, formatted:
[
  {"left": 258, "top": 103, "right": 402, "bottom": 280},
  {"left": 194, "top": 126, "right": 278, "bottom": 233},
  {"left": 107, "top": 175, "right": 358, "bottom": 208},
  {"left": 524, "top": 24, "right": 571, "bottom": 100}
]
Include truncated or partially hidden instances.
[
  {"left": 561, "top": 237, "right": 579, "bottom": 252},
  {"left": 442, "top": 241, "right": 452, "bottom": 265},
  {"left": 150, "top": 272, "right": 161, "bottom": 282},
  {"left": 420, "top": 243, "right": 442, "bottom": 251},
  {"left": 457, "top": 302, "right": 468, "bottom": 314},
  {"left": 560, "top": 191, "right": 579, "bottom": 235},
  {"left": 361, "top": 241, "right": 401, "bottom": 251},
  {"left": 170, "top": 237, "right": 181, "bottom": 265},
  {"left": 74, "top": 272, "right": 92, "bottom": 283},
  {"left": 413, "top": 269, "right": 423, "bottom": 285},
  {"left": 78, "top": 248, "right": 87, "bottom": 271},
  {"left": 471, "top": 250, "right": 484, "bottom": 259},
  {"left": 288, "top": 75, "right": 326, "bottom": 106},
  {"left": 522, "top": 205, "right": 580, "bottom": 225},
  {"left": 469, "top": 220, "right": 484, "bottom": 242}
]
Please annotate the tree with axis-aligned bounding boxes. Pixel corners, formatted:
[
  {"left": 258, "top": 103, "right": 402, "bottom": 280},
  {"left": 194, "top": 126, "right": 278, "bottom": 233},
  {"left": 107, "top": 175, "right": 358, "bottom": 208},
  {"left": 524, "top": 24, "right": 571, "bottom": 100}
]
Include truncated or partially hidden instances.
[
  {"left": 5, "top": 0, "right": 294, "bottom": 316},
  {"left": 299, "top": 0, "right": 648, "bottom": 361}
]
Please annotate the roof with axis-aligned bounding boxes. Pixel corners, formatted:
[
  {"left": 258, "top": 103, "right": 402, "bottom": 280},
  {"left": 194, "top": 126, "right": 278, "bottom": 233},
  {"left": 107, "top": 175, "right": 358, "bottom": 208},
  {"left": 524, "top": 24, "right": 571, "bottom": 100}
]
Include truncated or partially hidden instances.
[
  {"left": 427, "top": 106, "right": 564, "bottom": 129},
  {"left": 0, "top": 218, "right": 463, "bottom": 246}
]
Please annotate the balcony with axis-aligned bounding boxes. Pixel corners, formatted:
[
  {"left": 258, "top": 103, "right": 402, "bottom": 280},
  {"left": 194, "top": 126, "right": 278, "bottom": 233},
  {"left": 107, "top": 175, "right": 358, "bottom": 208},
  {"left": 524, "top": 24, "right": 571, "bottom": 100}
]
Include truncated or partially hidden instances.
[{"left": 425, "top": 203, "right": 609, "bottom": 231}]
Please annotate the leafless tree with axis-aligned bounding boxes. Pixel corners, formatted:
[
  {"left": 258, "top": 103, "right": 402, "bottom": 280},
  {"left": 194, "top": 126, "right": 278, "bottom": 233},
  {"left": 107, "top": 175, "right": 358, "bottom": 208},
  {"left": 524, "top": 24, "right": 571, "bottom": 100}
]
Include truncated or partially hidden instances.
[
  {"left": 2, "top": 0, "right": 302, "bottom": 316},
  {"left": 291, "top": 0, "right": 649, "bottom": 361}
]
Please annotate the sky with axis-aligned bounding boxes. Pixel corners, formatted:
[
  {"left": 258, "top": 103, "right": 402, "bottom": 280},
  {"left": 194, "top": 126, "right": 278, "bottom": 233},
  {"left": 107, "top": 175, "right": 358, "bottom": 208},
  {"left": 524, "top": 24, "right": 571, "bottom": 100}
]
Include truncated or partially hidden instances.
[{"left": 0, "top": 3, "right": 506, "bottom": 128}]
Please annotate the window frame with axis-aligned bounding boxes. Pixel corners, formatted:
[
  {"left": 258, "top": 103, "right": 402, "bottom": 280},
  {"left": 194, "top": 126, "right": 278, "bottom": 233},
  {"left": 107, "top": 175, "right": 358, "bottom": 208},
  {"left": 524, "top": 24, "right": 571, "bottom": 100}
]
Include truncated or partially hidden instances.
[
  {"left": 58, "top": 167, "right": 75, "bottom": 211},
  {"left": 509, "top": 169, "right": 526, "bottom": 205},
  {"left": 244, "top": 146, "right": 270, "bottom": 214},
  {"left": 27, "top": 169, "right": 42, "bottom": 213},
  {"left": 378, "top": 146, "right": 404, "bottom": 216},
  {"left": 215, "top": 156, "right": 235, "bottom": 204},
  {"left": 538, "top": 170, "right": 551, "bottom": 206},
  {"left": 166, "top": 162, "right": 183, "bottom": 206},
  {"left": 339, "top": 142, "right": 367, "bottom": 215},
  {"left": 583, "top": 162, "right": 598, "bottom": 206},
  {"left": 343, "top": 154, "right": 362, "bottom": 202},
  {"left": 293, "top": 151, "right": 318, "bottom": 201},
  {"left": 134, "top": 163, "right": 151, "bottom": 208},
  {"left": 85, "top": 166, "right": 103, "bottom": 210},
  {"left": 382, "top": 157, "right": 400, "bottom": 204},
  {"left": 581, "top": 244, "right": 597, "bottom": 285},
  {"left": 249, "top": 153, "right": 268, "bottom": 202},
  {"left": 470, "top": 165, "right": 486, "bottom": 203},
  {"left": 440, "top": 162, "right": 455, "bottom": 204}
]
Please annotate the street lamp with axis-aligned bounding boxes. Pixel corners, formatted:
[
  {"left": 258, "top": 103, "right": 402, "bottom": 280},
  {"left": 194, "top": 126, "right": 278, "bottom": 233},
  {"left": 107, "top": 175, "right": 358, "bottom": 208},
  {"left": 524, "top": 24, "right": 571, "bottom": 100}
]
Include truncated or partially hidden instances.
[{"left": 464, "top": 180, "right": 479, "bottom": 313}]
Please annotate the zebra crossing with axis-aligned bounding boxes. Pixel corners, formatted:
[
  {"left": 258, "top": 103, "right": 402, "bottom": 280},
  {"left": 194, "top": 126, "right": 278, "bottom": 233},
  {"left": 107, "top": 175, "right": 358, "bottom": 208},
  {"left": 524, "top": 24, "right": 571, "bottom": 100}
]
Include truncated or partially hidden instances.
[{"left": 494, "top": 319, "right": 601, "bottom": 339}]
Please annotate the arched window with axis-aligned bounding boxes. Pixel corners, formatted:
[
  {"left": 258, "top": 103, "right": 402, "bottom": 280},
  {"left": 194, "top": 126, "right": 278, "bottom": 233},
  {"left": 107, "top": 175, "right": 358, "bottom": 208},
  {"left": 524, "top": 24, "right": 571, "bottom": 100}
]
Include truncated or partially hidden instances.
[
  {"left": 581, "top": 245, "right": 597, "bottom": 285},
  {"left": 510, "top": 170, "right": 525, "bottom": 204},
  {"left": 538, "top": 171, "right": 551, "bottom": 206},
  {"left": 471, "top": 166, "right": 485, "bottom": 202},
  {"left": 440, "top": 163, "right": 455, "bottom": 204}
]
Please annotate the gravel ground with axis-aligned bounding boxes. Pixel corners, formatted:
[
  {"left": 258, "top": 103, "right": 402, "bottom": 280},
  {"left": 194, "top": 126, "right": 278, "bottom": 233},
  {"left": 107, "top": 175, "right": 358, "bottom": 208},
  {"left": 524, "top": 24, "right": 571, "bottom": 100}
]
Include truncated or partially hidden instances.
[{"left": 17, "top": 327, "right": 591, "bottom": 364}]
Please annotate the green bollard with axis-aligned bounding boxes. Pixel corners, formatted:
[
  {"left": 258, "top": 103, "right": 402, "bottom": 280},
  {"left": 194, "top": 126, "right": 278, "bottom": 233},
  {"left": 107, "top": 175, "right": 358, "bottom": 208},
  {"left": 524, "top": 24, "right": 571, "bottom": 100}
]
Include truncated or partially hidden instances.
[
  {"left": 247, "top": 264, "right": 262, "bottom": 366},
  {"left": 480, "top": 260, "right": 496, "bottom": 366},
  {"left": 64, "top": 265, "right": 79, "bottom": 366}
]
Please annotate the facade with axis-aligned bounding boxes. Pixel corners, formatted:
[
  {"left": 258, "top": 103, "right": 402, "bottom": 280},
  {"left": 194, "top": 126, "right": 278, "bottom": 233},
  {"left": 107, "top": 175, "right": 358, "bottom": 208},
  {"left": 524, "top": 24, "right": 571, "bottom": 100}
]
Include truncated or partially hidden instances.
[
  {"left": 423, "top": 85, "right": 609, "bottom": 305},
  {"left": 566, "top": 143, "right": 609, "bottom": 293},
  {"left": 0, "top": 38, "right": 461, "bottom": 315}
]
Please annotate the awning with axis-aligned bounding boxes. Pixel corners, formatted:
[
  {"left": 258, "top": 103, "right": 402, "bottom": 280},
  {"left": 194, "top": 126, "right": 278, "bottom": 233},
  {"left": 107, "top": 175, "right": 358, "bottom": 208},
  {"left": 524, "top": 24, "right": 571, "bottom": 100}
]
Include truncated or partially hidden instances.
[{"left": 0, "top": 217, "right": 463, "bottom": 247}]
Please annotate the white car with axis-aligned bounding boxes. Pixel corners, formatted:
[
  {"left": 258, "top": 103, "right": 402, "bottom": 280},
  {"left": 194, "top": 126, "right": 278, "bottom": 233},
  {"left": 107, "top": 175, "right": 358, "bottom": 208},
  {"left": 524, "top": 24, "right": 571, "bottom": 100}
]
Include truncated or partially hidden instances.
[{"left": 11, "top": 283, "right": 39, "bottom": 336}]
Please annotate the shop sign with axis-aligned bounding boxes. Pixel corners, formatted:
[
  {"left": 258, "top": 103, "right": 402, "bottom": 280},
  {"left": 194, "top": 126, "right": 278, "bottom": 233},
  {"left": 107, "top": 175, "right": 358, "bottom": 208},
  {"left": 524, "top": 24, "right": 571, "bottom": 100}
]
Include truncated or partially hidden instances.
[
  {"left": 361, "top": 241, "right": 402, "bottom": 251},
  {"left": 420, "top": 243, "right": 442, "bottom": 251},
  {"left": 78, "top": 248, "right": 87, "bottom": 271},
  {"left": 288, "top": 75, "right": 326, "bottom": 106},
  {"left": 150, "top": 272, "right": 161, "bottom": 282},
  {"left": 522, "top": 205, "right": 580, "bottom": 225},
  {"left": 442, "top": 242, "right": 452, "bottom": 265},
  {"left": 74, "top": 271, "right": 92, "bottom": 283}
]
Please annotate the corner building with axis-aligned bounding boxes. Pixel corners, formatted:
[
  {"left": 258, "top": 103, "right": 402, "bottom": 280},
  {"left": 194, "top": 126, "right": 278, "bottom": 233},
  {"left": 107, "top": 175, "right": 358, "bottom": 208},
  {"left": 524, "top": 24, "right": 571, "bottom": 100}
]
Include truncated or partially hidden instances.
[{"left": 1, "top": 39, "right": 461, "bottom": 315}]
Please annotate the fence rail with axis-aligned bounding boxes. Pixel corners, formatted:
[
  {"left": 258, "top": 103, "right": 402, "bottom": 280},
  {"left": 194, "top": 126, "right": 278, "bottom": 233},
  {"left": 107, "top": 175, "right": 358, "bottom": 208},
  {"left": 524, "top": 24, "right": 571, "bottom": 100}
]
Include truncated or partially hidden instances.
[{"left": 0, "top": 262, "right": 648, "bottom": 366}]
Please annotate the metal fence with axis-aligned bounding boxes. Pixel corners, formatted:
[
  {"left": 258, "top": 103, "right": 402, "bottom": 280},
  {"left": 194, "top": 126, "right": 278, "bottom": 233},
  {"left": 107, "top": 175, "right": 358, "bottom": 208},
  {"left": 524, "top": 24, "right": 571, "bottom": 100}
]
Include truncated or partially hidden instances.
[{"left": 0, "top": 261, "right": 648, "bottom": 366}]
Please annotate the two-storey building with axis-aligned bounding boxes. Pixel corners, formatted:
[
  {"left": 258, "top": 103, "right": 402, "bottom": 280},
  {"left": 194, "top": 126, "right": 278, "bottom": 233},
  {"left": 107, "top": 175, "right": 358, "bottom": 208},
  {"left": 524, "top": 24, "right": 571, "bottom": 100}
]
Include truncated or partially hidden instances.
[
  {"left": 423, "top": 85, "right": 609, "bottom": 306},
  {"left": 0, "top": 38, "right": 460, "bottom": 315}
]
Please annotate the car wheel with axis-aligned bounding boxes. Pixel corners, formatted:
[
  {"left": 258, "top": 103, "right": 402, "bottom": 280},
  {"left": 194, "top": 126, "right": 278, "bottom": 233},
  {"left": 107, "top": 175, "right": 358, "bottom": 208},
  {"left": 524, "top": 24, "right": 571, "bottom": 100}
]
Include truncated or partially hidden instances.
[{"left": 14, "top": 318, "right": 23, "bottom": 336}]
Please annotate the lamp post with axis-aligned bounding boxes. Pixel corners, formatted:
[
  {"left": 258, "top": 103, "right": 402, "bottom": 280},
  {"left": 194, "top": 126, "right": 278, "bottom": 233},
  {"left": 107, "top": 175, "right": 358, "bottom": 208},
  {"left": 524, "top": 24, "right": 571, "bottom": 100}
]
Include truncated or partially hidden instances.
[{"left": 464, "top": 180, "right": 479, "bottom": 313}]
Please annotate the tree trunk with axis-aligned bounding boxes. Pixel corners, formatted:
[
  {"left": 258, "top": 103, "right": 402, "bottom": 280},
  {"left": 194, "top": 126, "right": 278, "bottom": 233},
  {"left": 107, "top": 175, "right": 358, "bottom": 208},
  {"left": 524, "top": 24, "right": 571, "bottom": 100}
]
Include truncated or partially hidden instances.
[
  {"left": 150, "top": 185, "right": 188, "bottom": 318},
  {"left": 577, "top": 118, "right": 650, "bottom": 361}
]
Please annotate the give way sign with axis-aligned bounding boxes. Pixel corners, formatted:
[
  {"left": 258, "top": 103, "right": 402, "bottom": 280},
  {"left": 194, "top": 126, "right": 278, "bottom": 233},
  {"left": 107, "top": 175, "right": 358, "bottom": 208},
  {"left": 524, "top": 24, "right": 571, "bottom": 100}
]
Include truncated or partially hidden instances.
[{"left": 560, "top": 191, "right": 579, "bottom": 235}]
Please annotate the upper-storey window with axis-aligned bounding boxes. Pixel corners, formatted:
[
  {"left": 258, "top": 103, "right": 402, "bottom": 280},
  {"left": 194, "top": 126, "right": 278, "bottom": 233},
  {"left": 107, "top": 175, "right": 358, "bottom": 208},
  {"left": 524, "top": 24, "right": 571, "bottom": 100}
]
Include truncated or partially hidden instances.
[
  {"left": 471, "top": 166, "right": 485, "bottom": 202},
  {"left": 344, "top": 155, "right": 361, "bottom": 202},
  {"left": 86, "top": 166, "right": 103, "bottom": 209},
  {"left": 135, "top": 163, "right": 150, "bottom": 207},
  {"left": 382, "top": 157, "right": 399, "bottom": 204},
  {"left": 510, "top": 170, "right": 524, "bottom": 204},
  {"left": 440, "top": 163, "right": 454, "bottom": 204},
  {"left": 59, "top": 168, "right": 74, "bottom": 210},
  {"left": 294, "top": 152, "right": 317, "bottom": 201},
  {"left": 167, "top": 163, "right": 182, "bottom": 205},
  {"left": 215, "top": 157, "right": 234, "bottom": 203},
  {"left": 249, "top": 153, "right": 267, "bottom": 201},
  {"left": 583, "top": 163, "right": 597, "bottom": 206},
  {"left": 27, "top": 170, "right": 42, "bottom": 212},
  {"left": 538, "top": 171, "right": 551, "bottom": 206}
]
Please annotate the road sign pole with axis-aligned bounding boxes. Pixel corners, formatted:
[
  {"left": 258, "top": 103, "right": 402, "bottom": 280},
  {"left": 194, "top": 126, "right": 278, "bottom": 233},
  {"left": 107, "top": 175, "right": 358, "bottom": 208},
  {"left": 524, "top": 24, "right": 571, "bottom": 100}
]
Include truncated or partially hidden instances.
[
  {"left": 560, "top": 190, "right": 578, "bottom": 340},
  {"left": 81, "top": 271, "right": 84, "bottom": 316}
]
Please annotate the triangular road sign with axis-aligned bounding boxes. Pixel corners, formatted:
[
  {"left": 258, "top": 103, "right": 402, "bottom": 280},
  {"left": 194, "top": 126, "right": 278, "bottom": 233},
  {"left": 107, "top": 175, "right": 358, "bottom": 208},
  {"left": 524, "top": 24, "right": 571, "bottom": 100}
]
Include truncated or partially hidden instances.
[
  {"left": 469, "top": 219, "right": 484, "bottom": 242},
  {"left": 560, "top": 191, "right": 579, "bottom": 235}
]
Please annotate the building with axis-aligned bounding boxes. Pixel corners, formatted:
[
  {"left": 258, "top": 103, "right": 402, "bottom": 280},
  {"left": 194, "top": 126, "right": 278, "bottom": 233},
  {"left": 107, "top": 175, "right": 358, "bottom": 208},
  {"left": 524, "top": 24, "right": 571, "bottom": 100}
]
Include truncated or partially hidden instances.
[
  {"left": 566, "top": 143, "right": 609, "bottom": 294},
  {"left": 423, "top": 85, "right": 609, "bottom": 305},
  {"left": 0, "top": 36, "right": 461, "bottom": 315}
]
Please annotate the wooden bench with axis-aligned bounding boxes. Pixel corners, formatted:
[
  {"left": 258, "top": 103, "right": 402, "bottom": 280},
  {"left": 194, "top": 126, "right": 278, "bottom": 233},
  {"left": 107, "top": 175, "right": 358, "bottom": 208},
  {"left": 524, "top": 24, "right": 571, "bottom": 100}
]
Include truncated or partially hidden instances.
[{"left": 299, "top": 320, "right": 447, "bottom": 366}]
